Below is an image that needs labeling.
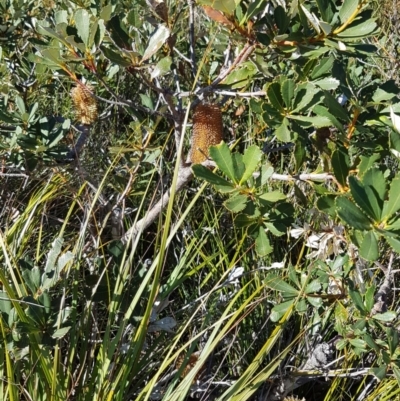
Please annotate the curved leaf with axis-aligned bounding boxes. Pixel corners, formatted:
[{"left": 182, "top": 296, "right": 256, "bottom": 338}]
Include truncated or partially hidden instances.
[
  {"left": 336, "top": 196, "right": 372, "bottom": 231},
  {"left": 209, "top": 142, "right": 236, "bottom": 182},
  {"left": 240, "top": 145, "right": 262, "bottom": 183}
]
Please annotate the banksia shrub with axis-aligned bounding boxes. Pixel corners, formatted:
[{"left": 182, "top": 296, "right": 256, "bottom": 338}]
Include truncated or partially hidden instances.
[
  {"left": 189, "top": 102, "right": 223, "bottom": 164},
  {"left": 71, "top": 84, "right": 98, "bottom": 125}
]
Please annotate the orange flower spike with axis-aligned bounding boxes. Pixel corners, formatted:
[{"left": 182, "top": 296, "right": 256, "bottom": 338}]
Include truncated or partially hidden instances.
[
  {"left": 70, "top": 84, "right": 98, "bottom": 125},
  {"left": 189, "top": 102, "right": 223, "bottom": 164}
]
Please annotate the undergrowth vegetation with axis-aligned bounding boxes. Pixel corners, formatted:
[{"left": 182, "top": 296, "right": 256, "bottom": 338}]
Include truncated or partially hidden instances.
[{"left": 1, "top": 0, "right": 400, "bottom": 400}]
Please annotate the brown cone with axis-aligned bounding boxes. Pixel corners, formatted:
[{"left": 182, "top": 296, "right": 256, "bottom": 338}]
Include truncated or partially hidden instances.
[{"left": 189, "top": 103, "right": 223, "bottom": 164}]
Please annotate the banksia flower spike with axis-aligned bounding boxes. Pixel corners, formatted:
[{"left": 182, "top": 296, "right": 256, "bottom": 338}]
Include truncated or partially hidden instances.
[
  {"left": 71, "top": 84, "right": 98, "bottom": 125},
  {"left": 189, "top": 102, "right": 223, "bottom": 164}
]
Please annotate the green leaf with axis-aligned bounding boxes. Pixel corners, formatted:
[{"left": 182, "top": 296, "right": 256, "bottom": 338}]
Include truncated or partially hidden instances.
[
  {"left": 348, "top": 287, "right": 366, "bottom": 313},
  {"left": 140, "top": 94, "right": 153, "bottom": 110},
  {"left": 274, "top": 6, "right": 290, "bottom": 34},
  {"left": 257, "top": 163, "right": 274, "bottom": 186},
  {"left": 22, "top": 267, "right": 38, "bottom": 295},
  {"left": 275, "top": 117, "right": 292, "bottom": 142},
  {"left": 209, "top": 142, "right": 236, "bottom": 182},
  {"left": 242, "top": 0, "right": 268, "bottom": 24},
  {"left": 36, "top": 24, "right": 68, "bottom": 45},
  {"left": 300, "top": 4, "right": 320, "bottom": 33},
  {"left": 370, "top": 365, "right": 387, "bottom": 381},
  {"left": 88, "top": 19, "right": 99, "bottom": 49},
  {"left": 235, "top": 214, "right": 257, "bottom": 228},
  {"left": 310, "top": 56, "right": 334, "bottom": 79},
  {"left": 295, "top": 298, "right": 308, "bottom": 313},
  {"left": 305, "top": 279, "right": 321, "bottom": 294},
  {"left": 15, "top": 96, "right": 26, "bottom": 115},
  {"left": 319, "top": 21, "right": 332, "bottom": 35},
  {"left": 106, "top": 15, "right": 131, "bottom": 48},
  {"left": 313, "top": 105, "right": 343, "bottom": 132},
  {"left": 359, "top": 231, "right": 379, "bottom": 261},
  {"left": 363, "top": 333, "right": 380, "bottom": 352},
  {"left": 142, "top": 25, "right": 170, "bottom": 62},
  {"left": 39, "top": 48, "right": 65, "bottom": 67},
  {"left": 313, "top": 77, "right": 340, "bottom": 90},
  {"left": 223, "top": 61, "right": 257, "bottom": 89},
  {"left": 316, "top": 194, "right": 336, "bottom": 217},
  {"left": 365, "top": 285, "right": 375, "bottom": 312},
  {"left": 316, "top": 0, "right": 335, "bottom": 23},
  {"left": 255, "top": 227, "right": 272, "bottom": 256},
  {"left": 232, "top": 153, "right": 245, "bottom": 182},
  {"left": 358, "top": 154, "right": 381, "bottom": 177},
  {"left": 270, "top": 299, "right": 294, "bottom": 322},
  {"left": 393, "top": 365, "right": 400, "bottom": 388},
  {"left": 265, "top": 274, "right": 299, "bottom": 295},
  {"left": 386, "top": 236, "right": 400, "bottom": 253},
  {"left": 224, "top": 194, "right": 248, "bottom": 213},
  {"left": 373, "top": 81, "right": 400, "bottom": 103},
  {"left": 267, "top": 82, "right": 284, "bottom": 112},
  {"left": 337, "top": 19, "right": 378, "bottom": 38},
  {"left": 338, "top": 0, "right": 358, "bottom": 24},
  {"left": 336, "top": 197, "right": 372, "bottom": 231},
  {"left": 294, "top": 139, "right": 306, "bottom": 172},
  {"left": 332, "top": 148, "right": 349, "bottom": 187},
  {"left": 323, "top": 90, "right": 350, "bottom": 122},
  {"left": 281, "top": 79, "right": 295, "bottom": 109},
  {"left": 363, "top": 167, "right": 386, "bottom": 202},
  {"left": 288, "top": 115, "right": 331, "bottom": 128},
  {"left": 292, "top": 83, "right": 319, "bottom": 112},
  {"left": 75, "top": 9, "right": 90, "bottom": 47},
  {"left": 390, "top": 129, "right": 400, "bottom": 153},
  {"left": 52, "top": 327, "right": 71, "bottom": 339},
  {"left": 384, "top": 218, "right": 400, "bottom": 231},
  {"left": 372, "top": 311, "right": 397, "bottom": 322},
  {"left": 100, "top": 4, "right": 113, "bottom": 21},
  {"left": 349, "top": 338, "right": 367, "bottom": 350},
  {"left": 387, "top": 327, "right": 399, "bottom": 355},
  {"left": 382, "top": 174, "right": 400, "bottom": 220},
  {"left": 198, "top": 0, "right": 237, "bottom": 15},
  {"left": 150, "top": 56, "right": 172, "bottom": 79},
  {"left": 259, "top": 191, "right": 286, "bottom": 202},
  {"left": 191, "top": 164, "right": 235, "bottom": 192},
  {"left": 101, "top": 46, "right": 132, "bottom": 67},
  {"left": 349, "top": 176, "right": 381, "bottom": 222},
  {"left": 264, "top": 222, "right": 286, "bottom": 236},
  {"left": 240, "top": 145, "right": 262, "bottom": 183}
]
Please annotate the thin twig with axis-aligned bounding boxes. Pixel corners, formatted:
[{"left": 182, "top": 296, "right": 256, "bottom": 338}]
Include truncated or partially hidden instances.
[
  {"left": 260, "top": 172, "right": 336, "bottom": 182},
  {"left": 208, "top": 42, "right": 257, "bottom": 88},
  {"left": 188, "top": 0, "right": 197, "bottom": 79},
  {"left": 91, "top": 80, "right": 174, "bottom": 120},
  {"left": 179, "top": 41, "right": 257, "bottom": 99},
  {"left": 173, "top": 46, "right": 193, "bottom": 64},
  {"left": 0, "top": 172, "right": 29, "bottom": 178},
  {"left": 177, "top": 89, "right": 266, "bottom": 98}
]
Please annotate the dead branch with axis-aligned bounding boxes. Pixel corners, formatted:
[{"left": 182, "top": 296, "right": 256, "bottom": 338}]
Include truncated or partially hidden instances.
[
  {"left": 371, "top": 253, "right": 395, "bottom": 315},
  {"left": 121, "top": 160, "right": 215, "bottom": 245}
]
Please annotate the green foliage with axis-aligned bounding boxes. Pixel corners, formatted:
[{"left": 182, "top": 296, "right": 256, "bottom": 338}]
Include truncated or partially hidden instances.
[
  {"left": 1, "top": 0, "right": 400, "bottom": 400},
  {"left": 193, "top": 142, "right": 292, "bottom": 256}
]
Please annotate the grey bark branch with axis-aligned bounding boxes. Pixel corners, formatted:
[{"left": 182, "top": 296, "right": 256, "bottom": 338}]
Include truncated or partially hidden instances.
[
  {"left": 121, "top": 164, "right": 193, "bottom": 244},
  {"left": 188, "top": 0, "right": 197, "bottom": 78},
  {"left": 371, "top": 253, "right": 395, "bottom": 315},
  {"left": 270, "top": 173, "right": 336, "bottom": 182},
  {"left": 121, "top": 160, "right": 215, "bottom": 245}
]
